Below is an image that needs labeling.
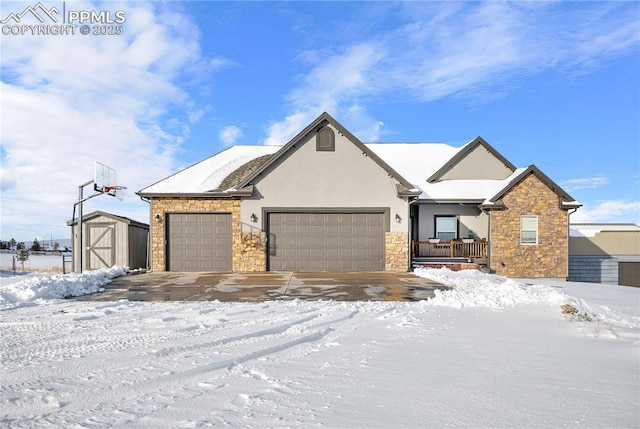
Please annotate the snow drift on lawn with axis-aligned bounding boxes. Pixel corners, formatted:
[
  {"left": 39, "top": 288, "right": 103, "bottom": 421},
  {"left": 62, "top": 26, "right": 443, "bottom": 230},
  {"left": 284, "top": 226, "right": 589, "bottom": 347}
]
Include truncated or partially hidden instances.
[
  {"left": 414, "top": 267, "right": 568, "bottom": 308},
  {"left": 0, "top": 266, "right": 127, "bottom": 308}
]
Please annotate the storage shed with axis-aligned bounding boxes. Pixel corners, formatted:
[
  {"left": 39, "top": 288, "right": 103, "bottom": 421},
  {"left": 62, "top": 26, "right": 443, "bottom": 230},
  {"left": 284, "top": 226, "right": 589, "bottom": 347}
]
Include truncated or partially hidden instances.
[
  {"left": 569, "top": 224, "right": 640, "bottom": 287},
  {"left": 67, "top": 211, "right": 149, "bottom": 272}
]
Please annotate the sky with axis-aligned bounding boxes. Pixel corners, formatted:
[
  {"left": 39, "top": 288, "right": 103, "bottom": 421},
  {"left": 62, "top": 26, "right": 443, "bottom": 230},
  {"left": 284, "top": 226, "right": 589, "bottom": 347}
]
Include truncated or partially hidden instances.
[{"left": 1, "top": 0, "right": 639, "bottom": 243}]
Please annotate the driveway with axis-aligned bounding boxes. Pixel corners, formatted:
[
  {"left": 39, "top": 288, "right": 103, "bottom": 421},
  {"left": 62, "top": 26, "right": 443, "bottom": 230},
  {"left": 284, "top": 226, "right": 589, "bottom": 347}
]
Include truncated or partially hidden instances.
[{"left": 78, "top": 271, "right": 447, "bottom": 302}]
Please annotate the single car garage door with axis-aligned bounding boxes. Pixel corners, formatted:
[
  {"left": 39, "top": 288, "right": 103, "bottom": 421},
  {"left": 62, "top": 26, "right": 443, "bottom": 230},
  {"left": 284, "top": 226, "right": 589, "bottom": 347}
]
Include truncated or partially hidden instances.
[
  {"left": 167, "top": 213, "right": 232, "bottom": 271},
  {"left": 268, "top": 212, "right": 385, "bottom": 271}
]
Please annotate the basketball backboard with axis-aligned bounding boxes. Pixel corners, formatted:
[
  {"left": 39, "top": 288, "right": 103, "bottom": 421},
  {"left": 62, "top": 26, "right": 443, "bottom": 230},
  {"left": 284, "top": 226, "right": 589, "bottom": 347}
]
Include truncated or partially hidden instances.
[{"left": 94, "top": 161, "right": 125, "bottom": 200}]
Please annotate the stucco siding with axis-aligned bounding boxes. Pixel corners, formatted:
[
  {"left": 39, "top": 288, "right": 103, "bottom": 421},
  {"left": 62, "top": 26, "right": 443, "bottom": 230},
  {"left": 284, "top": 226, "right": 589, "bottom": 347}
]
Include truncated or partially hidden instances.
[
  {"left": 417, "top": 204, "right": 488, "bottom": 241},
  {"left": 241, "top": 124, "right": 409, "bottom": 233},
  {"left": 441, "top": 145, "right": 513, "bottom": 181}
]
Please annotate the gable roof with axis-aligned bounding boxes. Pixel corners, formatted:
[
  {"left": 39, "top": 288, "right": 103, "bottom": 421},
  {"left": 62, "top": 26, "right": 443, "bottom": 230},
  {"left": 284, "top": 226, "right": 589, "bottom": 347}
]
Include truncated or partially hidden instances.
[
  {"left": 235, "top": 112, "right": 418, "bottom": 195},
  {"left": 136, "top": 113, "right": 579, "bottom": 208},
  {"left": 427, "top": 136, "right": 517, "bottom": 183},
  {"left": 485, "top": 165, "right": 581, "bottom": 208}
]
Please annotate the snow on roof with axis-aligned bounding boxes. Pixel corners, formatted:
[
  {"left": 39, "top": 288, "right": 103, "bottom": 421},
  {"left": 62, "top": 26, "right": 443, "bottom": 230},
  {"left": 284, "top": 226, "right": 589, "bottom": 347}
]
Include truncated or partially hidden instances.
[
  {"left": 139, "top": 141, "right": 532, "bottom": 201},
  {"left": 365, "top": 143, "right": 459, "bottom": 186},
  {"left": 366, "top": 143, "right": 529, "bottom": 201},
  {"left": 138, "top": 145, "right": 280, "bottom": 194},
  {"left": 569, "top": 223, "right": 640, "bottom": 237},
  {"left": 418, "top": 168, "right": 528, "bottom": 201}
]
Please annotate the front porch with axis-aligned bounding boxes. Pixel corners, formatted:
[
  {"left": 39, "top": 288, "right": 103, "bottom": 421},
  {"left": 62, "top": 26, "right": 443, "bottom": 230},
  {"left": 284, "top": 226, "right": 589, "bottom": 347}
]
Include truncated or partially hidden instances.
[
  {"left": 412, "top": 239, "right": 488, "bottom": 259},
  {"left": 411, "top": 240, "right": 488, "bottom": 272}
]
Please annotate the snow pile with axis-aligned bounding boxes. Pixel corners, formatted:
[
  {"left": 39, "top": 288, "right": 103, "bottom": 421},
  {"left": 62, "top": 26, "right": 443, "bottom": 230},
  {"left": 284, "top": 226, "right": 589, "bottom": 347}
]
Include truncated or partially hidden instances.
[
  {"left": 415, "top": 267, "right": 569, "bottom": 308},
  {"left": 0, "top": 266, "right": 127, "bottom": 307}
]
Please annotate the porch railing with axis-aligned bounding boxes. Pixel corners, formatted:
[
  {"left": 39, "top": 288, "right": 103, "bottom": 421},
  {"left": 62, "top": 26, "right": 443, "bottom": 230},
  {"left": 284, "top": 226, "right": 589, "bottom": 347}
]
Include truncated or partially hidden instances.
[{"left": 412, "top": 240, "right": 488, "bottom": 259}]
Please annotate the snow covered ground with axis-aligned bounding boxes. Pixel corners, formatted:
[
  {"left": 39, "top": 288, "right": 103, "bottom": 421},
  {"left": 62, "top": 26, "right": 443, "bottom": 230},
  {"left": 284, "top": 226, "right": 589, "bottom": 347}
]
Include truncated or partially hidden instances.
[
  {"left": 1, "top": 268, "right": 638, "bottom": 428},
  {"left": 0, "top": 252, "right": 69, "bottom": 273}
]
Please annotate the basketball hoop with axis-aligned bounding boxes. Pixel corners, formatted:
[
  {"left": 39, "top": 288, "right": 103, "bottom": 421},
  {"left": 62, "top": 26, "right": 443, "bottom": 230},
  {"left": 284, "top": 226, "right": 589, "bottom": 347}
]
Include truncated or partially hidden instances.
[
  {"left": 103, "top": 185, "right": 127, "bottom": 201},
  {"left": 103, "top": 185, "right": 127, "bottom": 194}
]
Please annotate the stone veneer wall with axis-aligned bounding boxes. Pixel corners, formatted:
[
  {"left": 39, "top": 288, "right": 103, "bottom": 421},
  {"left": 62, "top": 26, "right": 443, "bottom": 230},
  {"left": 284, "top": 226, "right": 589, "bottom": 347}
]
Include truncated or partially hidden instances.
[
  {"left": 150, "top": 198, "right": 265, "bottom": 272},
  {"left": 490, "top": 174, "right": 568, "bottom": 278},
  {"left": 386, "top": 232, "right": 409, "bottom": 271},
  {"left": 238, "top": 232, "right": 266, "bottom": 272}
]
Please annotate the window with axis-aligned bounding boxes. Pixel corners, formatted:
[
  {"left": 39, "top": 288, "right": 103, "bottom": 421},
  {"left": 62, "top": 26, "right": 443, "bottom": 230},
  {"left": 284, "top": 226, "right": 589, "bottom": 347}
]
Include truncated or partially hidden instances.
[
  {"left": 520, "top": 215, "right": 538, "bottom": 245},
  {"left": 316, "top": 127, "right": 335, "bottom": 151},
  {"left": 435, "top": 216, "right": 457, "bottom": 241}
]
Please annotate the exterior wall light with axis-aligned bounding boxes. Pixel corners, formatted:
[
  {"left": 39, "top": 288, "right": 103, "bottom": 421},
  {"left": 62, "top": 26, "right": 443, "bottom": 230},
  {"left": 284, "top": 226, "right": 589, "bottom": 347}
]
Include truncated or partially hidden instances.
[
  {"left": 395, "top": 214, "right": 401, "bottom": 223},
  {"left": 250, "top": 213, "right": 258, "bottom": 223},
  {"left": 154, "top": 213, "right": 162, "bottom": 222}
]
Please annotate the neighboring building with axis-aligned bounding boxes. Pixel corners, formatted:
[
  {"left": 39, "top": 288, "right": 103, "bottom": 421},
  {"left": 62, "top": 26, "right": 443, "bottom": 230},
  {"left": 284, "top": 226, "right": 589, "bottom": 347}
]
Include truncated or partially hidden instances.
[
  {"left": 138, "top": 112, "right": 580, "bottom": 277},
  {"left": 67, "top": 211, "right": 149, "bottom": 272},
  {"left": 569, "top": 224, "right": 640, "bottom": 287}
]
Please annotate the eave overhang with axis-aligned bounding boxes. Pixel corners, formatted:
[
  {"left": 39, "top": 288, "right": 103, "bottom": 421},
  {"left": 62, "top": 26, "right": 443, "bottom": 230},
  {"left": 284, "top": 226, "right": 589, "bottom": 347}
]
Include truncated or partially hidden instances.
[
  {"left": 136, "top": 186, "right": 253, "bottom": 199},
  {"left": 413, "top": 198, "right": 486, "bottom": 205}
]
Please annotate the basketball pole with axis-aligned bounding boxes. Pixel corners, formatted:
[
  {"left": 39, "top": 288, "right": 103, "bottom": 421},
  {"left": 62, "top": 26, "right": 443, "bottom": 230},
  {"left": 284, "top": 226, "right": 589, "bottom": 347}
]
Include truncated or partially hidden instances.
[{"left": 74, "top": 162, "right": 123, "bottom": 273}]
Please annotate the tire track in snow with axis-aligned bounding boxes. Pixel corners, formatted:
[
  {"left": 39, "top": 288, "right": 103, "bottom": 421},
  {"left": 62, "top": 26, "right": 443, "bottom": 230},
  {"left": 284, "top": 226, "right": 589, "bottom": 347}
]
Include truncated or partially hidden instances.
[{"left": 1, "top": 306, "right": 359, "bottom": 428}]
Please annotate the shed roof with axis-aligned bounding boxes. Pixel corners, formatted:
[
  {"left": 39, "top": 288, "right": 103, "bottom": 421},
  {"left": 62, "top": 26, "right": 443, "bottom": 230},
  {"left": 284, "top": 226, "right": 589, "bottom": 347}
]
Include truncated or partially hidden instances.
[{"left": 67, "top": 210, "right": 149, "bottom": 228}]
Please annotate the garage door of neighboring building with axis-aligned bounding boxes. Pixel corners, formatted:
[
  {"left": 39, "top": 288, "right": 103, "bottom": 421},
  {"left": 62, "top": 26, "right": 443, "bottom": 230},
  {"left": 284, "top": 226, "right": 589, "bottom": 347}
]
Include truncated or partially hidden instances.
[
  {"left": 167, "top": 213, "right": 232, "bottom": 271},
  {"left": 619, "top": 262, "right": 640, "bottom": 287},
  {"left": 268, "top": 212, "right": 385, "bottom": 271}
]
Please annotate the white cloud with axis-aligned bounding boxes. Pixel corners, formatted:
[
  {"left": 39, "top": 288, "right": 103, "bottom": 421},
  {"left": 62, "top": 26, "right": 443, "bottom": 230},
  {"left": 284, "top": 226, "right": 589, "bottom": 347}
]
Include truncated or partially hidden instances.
[
  {"left": 0, "top": 1, "right": 213, "bottom": 240},
  {"left": 570, "top": 200, "right": 640, "bottom": 224},
  {"left": 264, "top": 2, "right": 639, "bottom": 144},
  {"left": 219, "top": 125, "right": 244, "bottom": 146},
  {"left": 561, "top": 175, "right": 611, "bottom": 191}
]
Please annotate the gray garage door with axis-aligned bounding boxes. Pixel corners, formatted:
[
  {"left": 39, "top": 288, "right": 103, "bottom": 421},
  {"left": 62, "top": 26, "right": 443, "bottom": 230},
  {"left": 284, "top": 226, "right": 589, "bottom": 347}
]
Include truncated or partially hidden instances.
[
  {"left": 268, "top": 212, "right": 385, "bottom": 271},
  {"left": 167, "top": 213, "right": 231, "bottom": 271}
]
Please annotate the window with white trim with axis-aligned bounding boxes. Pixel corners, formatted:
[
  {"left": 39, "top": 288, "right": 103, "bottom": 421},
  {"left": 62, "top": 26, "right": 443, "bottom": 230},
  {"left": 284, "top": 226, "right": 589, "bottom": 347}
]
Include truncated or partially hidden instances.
[
  {"left": 435, "top": 216, "right": 458, "bottom": 241},
  {"left": 520, "top": 215, "right": 538, "bottom": 245}
]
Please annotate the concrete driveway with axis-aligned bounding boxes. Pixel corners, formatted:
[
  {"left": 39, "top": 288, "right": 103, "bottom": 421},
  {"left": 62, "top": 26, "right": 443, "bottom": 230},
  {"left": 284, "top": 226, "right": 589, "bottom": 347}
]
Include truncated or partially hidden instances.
[{"left": 79, "top": 271, "right": 447, "bottom": 302}]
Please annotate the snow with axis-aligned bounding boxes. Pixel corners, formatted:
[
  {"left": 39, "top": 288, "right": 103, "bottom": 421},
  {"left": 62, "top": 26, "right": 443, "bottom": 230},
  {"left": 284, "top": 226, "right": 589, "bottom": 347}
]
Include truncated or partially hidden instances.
[
  {"left": 1, "top": 268, "right": 638, "bottom": 428},
  {"left": 365, "top": 143, "right": 459, "bottom": 185},
  {"left": 0, "top": 252, "right": 69, "bottom": 272},
  {"left": 0, "top": 266, "right": 127, "bottom": 309},
  {"left": 570, "top": 223, "right": 640, "bottom": 237},
  {"left": 138, "top": 145, "right": 280, "bottom": 194}
]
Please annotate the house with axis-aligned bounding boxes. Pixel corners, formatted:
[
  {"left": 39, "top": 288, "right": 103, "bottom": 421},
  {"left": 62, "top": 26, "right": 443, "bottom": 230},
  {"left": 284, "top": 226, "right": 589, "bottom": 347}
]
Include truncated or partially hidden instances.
[
  {"left": 138, "top": 112, "right": 580, "bottom": 277},
  {"left": 67, "top": 210, "right": 149, "bottom": 272},
  {"left": 569, "top": 224, "right": 640, "bottom": 287}
]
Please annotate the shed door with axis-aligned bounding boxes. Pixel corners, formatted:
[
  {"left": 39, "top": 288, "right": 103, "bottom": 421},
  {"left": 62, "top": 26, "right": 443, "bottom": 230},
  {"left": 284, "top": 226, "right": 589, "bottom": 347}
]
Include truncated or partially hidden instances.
[
  {"left": 619, "top": 262, "right": 640, "bottom": 287},
  {"left": 268, "top": 212, "right": 385, "bottom": 271},
  {"left": 167, "top": 213, "right": 232, "bottom": 271},
  {"left": 86, "top": 222, "right": 116, "bottom": 270}
]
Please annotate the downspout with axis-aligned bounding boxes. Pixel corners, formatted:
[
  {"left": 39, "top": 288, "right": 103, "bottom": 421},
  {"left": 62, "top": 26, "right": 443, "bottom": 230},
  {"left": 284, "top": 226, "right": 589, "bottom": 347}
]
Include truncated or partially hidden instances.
[
  {"left": 481, "top": 205, "right": 492, "bottom": 273},
  {"left": 141, "top": 196, "right": 151, "bottom": 271},
  {"left": 407, "top": 196, "right": 418, "bottom": 272},
  {"left": 566, "top": 207, "right": 579, "bottom": 281}
]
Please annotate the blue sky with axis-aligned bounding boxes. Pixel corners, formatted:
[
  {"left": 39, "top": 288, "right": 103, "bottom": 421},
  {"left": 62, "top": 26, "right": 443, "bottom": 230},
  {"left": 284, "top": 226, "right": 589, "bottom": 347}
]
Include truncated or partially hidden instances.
[{"left": 1, "top": 1, "right": 639, "bottom": 242}]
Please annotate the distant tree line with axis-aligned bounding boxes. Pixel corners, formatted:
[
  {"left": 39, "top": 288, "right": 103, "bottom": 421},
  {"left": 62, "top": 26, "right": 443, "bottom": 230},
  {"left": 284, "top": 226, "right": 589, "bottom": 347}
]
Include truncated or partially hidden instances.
[{"left": 0, "top": 238, "right": 66, "bottom": 252}]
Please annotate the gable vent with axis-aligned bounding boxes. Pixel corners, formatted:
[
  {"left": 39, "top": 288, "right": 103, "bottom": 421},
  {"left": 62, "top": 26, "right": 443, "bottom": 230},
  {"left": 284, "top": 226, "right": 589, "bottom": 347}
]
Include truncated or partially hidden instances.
[{"left": 316, "top": 127, "right": 335, "bottom": 151}]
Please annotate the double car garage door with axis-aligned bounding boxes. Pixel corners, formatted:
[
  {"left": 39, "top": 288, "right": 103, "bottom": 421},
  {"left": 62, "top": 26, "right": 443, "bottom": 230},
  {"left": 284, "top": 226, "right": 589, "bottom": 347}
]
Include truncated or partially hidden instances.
[
  {"left": 268, "top": 212, "right": 385, "bottom": 271},
  {"left": 166, "top": 211, "right": 385, "bottom": 272}
]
